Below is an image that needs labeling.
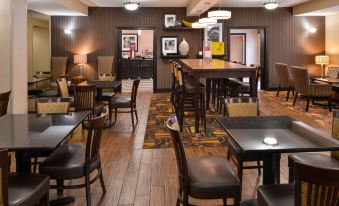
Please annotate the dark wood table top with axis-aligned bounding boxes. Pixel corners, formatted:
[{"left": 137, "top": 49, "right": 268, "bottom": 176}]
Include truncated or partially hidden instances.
[
  {"left": 0, "top": 111, "right": 90, "bottom": 151},
  {"left": 179, "top": 59, "right": 255, "bottom": 72},
  {"left": 311, "top": 77, "right": 339, "bottom": 84},
  {"left": 28, "top": 77, "right": 50, "bottom": 84},
  {"left": 81, "top": 80, "right": 122, "bottom": 89},
  {"left": 216, "top": 116, "right": 339, "bottom": 154}
]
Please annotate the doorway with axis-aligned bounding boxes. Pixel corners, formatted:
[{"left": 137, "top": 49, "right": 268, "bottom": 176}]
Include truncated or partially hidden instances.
[
  {"left": 116, "top": 27, "right": 157, "bottom": 92},
  {"left": 227, "top": 27, "right": 267, "bottom": 90}
]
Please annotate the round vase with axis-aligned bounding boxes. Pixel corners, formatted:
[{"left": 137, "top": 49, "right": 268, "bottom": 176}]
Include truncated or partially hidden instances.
[{"left": 179, "top": 38, "right": 189, "bottom": 56}]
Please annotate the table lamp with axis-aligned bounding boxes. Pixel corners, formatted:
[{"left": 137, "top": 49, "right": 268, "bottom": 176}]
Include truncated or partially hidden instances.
[
  {"left": 315, "top": 55, "right": 329, "bottom": 78},
  {"left": 74, "top": 54, "right": 87, "bottom": 77}
]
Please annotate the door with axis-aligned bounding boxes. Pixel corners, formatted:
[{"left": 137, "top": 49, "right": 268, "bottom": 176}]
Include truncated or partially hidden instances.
[{"left": 230, "top": 34, "right": 246, "bottom": 64}]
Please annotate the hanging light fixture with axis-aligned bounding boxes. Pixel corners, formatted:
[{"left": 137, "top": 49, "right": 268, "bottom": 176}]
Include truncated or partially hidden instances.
[
  {"left": 263, "top": 0, "right": 278, "bottom": 10},
  {"left": 199, "top": 17, "right": 217, "bottom": 25},
  {"left": 192, "top": 10, "right": 207, "bottom": 29},
  {"left": 124, "top": 1, "right": 139, "bottom": 11},
  {"left": 208, "top": 0, "right": 231, "bottom": 20}
]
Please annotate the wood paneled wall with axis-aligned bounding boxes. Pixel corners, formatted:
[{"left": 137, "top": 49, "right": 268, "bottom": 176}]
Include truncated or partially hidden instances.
[{"left": 51, "top": 7, "right": 325, "bottom": 89}]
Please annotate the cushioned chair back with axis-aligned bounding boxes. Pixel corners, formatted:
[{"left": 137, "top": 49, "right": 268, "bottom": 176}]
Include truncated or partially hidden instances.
[
  {"left": 294, "top": 161, "right": 339, "bottom": 206},
  {"left": 0, "top": 150, "right": 8, "bottom": 205},
  {"left": 331, "top": 112, "right": 339, "bottom": 160},
  {"left": 86, "top": 108, "right": 108, "bottom": 165},
  {"left": 97, "top": 56, "right": 114, "bottom": 76},
  {"left": 275, "top": 63, "right": 289, "bottom": 87},
  {"left": 35, "top": 71, "right": 51, "bottom": 88},
  {"left": 73, "top": 84, "right": 96, "bottom": 112},
  {"left": 326, "top": 67, "right": 339, "bottom": 78},
  {"left": 224, "top": 97, "right": 259, "bottom": 117},
  {"left": 291, "top": 66, "right": 309, "bottom": 95},
  {"left": 51, "top": 57, "right": 68, "bottom": 81},
  {"left": 56, "top": 78, "right": 69, "bottom": 98},
  {"left": 166, "top": 115, "right": 189, "bottom": 191},
  {"left": 131, "top": 79, "right": 140, "bottom": 105},
  {"left": 36, "top": 98, "right": 70, "bottom": 114},
  {"left": 0, "top": 91, "right": 10, "bottom": 117}
]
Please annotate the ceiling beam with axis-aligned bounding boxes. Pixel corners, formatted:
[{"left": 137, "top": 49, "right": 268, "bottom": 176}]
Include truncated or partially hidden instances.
[
  {"left": 293, "top": 0, "right": 339, "bottom": 15},
  {"left": 56, "top": 0, "right": 88, "bottom": 15},
  {"left": 186, "top": 0, "right": 219, "bottom": 16}
]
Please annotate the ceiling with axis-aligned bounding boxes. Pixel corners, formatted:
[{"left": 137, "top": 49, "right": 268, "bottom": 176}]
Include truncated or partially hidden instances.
[
  {"left": 77, "top": 0, "right": 309, "bottom": 7},
  {"left": 28, "top": 0, "right": 87, "bottom": 16}
]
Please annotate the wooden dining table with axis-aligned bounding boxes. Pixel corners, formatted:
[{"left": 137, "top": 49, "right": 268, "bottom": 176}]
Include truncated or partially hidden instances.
[{"left": 179, "top": 59, "right": 257, "bottom": 133}]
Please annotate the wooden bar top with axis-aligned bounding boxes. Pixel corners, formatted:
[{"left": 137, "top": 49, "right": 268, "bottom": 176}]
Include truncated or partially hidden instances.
[{"left": 179, "top": 59, "right": 254, "bottom": 72}]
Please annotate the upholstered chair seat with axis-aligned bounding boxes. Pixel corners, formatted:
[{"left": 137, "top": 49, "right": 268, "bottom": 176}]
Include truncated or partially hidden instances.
[
  {"left": 110, "top": 96, "right": 132, "bottom": 108},
  {"left": 9, "top": 173, "right": 50, "bottom": 206},
  {"left": 257, "top": 183, "right": 294, "bottom": 206},
  {"left": 38, "top": 88, "right": 58, "bottom": 98}
]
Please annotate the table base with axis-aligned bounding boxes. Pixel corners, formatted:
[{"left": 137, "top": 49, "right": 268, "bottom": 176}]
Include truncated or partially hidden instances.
[{"left": 50, "top": 196, "right": 75, "bottom": 206}]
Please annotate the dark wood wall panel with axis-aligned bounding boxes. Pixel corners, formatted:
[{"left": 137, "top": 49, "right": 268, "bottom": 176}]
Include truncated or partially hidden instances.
[{"left": 51, "top": 7, "right": 325, "bottom": 89}]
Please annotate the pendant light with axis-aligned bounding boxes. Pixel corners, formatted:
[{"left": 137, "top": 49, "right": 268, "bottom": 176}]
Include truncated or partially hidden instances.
[
  {"left": 199, "top": 17, "right": 217, "bottom": 25},
  {"left": 208, "top": 0, "right": 231, "bottom": 20},
  {"left": 124, "top": 1, "right": 139, "bottom": 11},
  {"left": 263, "top": 0, "right": 278, "bottom": 10},
  {"left": 192, "top": 11, "right": 207, "bottom": 29}
]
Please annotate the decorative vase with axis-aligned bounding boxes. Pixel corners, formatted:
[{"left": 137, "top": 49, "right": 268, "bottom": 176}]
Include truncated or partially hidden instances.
[{"left": 179, "top": 38, "right": 189, "bottom": 56}]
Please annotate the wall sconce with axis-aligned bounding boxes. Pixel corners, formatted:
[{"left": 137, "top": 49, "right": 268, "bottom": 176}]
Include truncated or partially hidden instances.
[
  {"left": 307, "top": 27, "right": 317, "bottom": 33},
  {"left": 64, "top": 29, "right": 72, "bottom": 35}
]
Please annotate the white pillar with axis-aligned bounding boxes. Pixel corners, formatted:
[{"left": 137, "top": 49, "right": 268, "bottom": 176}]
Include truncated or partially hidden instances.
[{"left": 11, "top": 0, "right": 28, "bottom": 114}]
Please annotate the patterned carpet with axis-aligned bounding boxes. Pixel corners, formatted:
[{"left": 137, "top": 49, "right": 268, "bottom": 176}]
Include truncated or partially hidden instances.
[{"left": 143, "top": 94, "right": 228, "bottom": 149}]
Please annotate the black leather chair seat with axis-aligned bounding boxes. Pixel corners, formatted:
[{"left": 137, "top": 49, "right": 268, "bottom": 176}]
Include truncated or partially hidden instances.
[
  {"left": 187, "top": 156, "right": 240, "bottom": 199},
  {"left": 40, "top": 144, "right": 99, "bottom": 180},
  {"left": 110, "top": 96, "right": 132, "bottom": 108},
  {"left": 257, "top": 184, "right": 294, "bottom": 206},
  {"left": 9, "top": 173, "right": 50, "bottom": 206},
  {"left": 289, "top": 153, "right": 339, "bottom": 169},
  {"left": 38, "top": 88, "right": 58, "bottom": 98}
]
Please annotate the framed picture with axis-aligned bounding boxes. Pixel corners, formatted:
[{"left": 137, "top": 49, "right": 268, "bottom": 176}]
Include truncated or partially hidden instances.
[
  {"left": 204, "top": 23, "right": 223, "bottom": 42},
  {"left": 161, "top": 36, "right": 178, "bottom": 55},
  {"left": 122, "top": 34, "right": 138, "bottom": 51},
  {"left": 164, "top": 14, "right": 176, "bottom": 28}
]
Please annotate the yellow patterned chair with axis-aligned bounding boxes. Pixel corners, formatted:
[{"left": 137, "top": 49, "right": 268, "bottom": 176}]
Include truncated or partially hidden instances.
[
  {"left": 223, "top": 97, "right": 272, "bottom": 184},
  {"left": 258, "top": 160, "right": 339, "bottom": 206},
  {"left": 36, "top": 97, "right": 70, "bottom": 114}
]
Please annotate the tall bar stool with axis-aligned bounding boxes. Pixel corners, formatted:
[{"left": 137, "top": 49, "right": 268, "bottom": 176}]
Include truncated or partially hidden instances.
[{"left": 169, "top": 59, "right": 177, "bottom": 106}]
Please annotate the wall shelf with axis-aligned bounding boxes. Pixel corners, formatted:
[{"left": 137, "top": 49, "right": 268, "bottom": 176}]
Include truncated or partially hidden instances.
[
  {"left": 162, "top": 27, "right": 201, "bottom": 31},
  {"left": 160, "top": 54, "right": 189, "bottom": 59}
]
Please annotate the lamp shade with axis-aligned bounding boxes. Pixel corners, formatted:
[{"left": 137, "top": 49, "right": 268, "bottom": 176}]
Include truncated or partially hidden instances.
[
  {"left": 315, "top": 55, "right": 329, "bottom": 65},
  {"left": 74, "top": 54, "right": 87, "bottom": 64}
]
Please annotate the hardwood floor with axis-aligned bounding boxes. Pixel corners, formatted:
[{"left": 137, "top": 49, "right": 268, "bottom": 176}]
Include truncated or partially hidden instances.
[{"left": 46, "top": 92, "right": 331, "bottom": 206}]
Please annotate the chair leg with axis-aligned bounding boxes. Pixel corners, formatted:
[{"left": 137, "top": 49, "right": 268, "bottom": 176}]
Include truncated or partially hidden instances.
[
  {"left": 276, "top": 85, "right": 280, "bottom": 97},
  {"left": 329, "top": 95, "right": 333, "bottom": 112},
  {"left": 33, "top": 157, "right": 38, "bottom": 173},
  {"left": 286, "top": 89, "right": 290, "bottom": 101},
  {"left": 85, "top": 169, "right": 92, "bottom": 206},
  {"left": 56, "top": 180, "right": 64, "bottom": 195},
  {"left": 237, "top": 161, "right": 244, "bottom": 184},
  {"left": 183, "top": 193, "right": 189, "bottom": 206},
  {"left": 223, "top": 198, "right": 227, "bottom": 206},
  {"left": 135, "top": 108, "right": 139, "bottom": 122},
  {"left": 306, "top": 96, "right": 310, "bottom": 112},
  {"left": 40, "top": 192, "right": 49, "bottom": 206},
  {"left": 114, "top": 108, "right": 117, "bottom": 123},
  {"left": 293, "top": 92, "right": 298, "bottom": 106},
  {"left": 257, "top": 161, "right": 261, "bottom": 174},
  {"left": 275, "top": 154, "right": 281, "bottom": 184},
  {"left": 98, "top": 164, "right": 106, "bottom": 193},
  {"left": 130, "top": 108, "right": 135, "bottom": 127}
]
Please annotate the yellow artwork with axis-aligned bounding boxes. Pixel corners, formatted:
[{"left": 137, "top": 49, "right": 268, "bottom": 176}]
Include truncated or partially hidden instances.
[{"left": 212, "top": 42, "right": 224, "bottom": 55}]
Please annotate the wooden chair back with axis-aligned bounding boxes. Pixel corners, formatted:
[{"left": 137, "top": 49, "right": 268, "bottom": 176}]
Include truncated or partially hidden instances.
[
  {"left": 97, "top": 56, "right": 114, "bottom": 75},
  {"left": 73, "top": 84, "right": 96, "bottom": 112},
  {"left": 291, "top": 66, "right": 309, "bottom": 95},
  {"left": 331, "top": 111, "right": 339, "bottom": 160},
  {"left": 294, "top": 161, "right": 339, "bottom": 206},
  {"left": 56, "top": 78, "right": 69, "bottom": 98},
  {"left": 275, "top": 63, "right": 290, "bottom": 87},
  {"left": 0, "top": 150, "right": 9, "bottom": 206},
  {"left": 85, "top": 108, "right": 108, "bottom": 166},
  {"left": 131, "top": 79, "right": 140, "bottom": 106},
  {"left": 0, "top": 91, "right": 10, "bottom": 117},
  {"left": 36, "top": 97, "right": 70, "bottom": 114},
  {"left": 224, "top": 97, "right": 259, "bottom": 117},
  {"left": 255, "top": 65, "right": 261, "bottom": 85},
  {"left": 51, "top": 57, "right": 68, "bottom": 81},
  {"left": 166, "top": 115, "right": 189, "bottom": 192}
]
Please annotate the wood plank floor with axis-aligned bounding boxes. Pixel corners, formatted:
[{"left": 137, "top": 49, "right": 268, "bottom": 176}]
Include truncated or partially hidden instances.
[{"left": 47, "top": 92, "right": 331, "bottom": 206}]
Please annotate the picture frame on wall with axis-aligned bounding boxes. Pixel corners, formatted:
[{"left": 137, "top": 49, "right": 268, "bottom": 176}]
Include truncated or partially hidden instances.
[
  {"left": 161, "top": 36, "right": 178, "bottom": 55},
  {"left": 204, "top": 23, "right": 223, "bottom": 42},
  {"left": 122, "top": 34, "right": 138, "bottom": 51},
  {"left": 164, "top": 14, "right": 176, "bottom": 28}
]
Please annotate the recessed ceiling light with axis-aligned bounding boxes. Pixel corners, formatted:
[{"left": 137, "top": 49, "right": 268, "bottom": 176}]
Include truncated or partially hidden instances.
[
  {"left": 124, "top": 1, "right": 139, "bottom": 11},
  {"left": 263, "top": 1, "right": 278, "bottom": 10}
]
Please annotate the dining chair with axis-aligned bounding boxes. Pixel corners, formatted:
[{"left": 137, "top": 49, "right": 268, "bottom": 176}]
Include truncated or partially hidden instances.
[
  {"left": 51, "top": 57, "right": 68, "bottom": 85},
  {"left": 0, "top": 149, "right": 50, "bottom": 206},
  {"left": 56, "top": 78, "right": 75, "bottom": 108},
  {"left": 257, "top": 160, "right": 339, "bottom": 206},
  {"left": 39, "top": 108, "right": 108, "bottom": 206},
  {"left": 109, "top": 79, "right": 140, "bottom": 128},
  {"left": 291, "top": 66, "right": 332, "bottom": 112},
  {"left": 287, "top": 111, "right": 339, "bottom": 183},
  {"left": 0, "top": 91, "right": 10, "bottom": 117},
  {"left": 36, "top": 97, "right": 70, "bottom": 114},
  {"left": 233, "top": 65, "right": 261, "bottom": 97},
  {"left": 223, "top": 97, "right": 273, "bottom": 184},
  {"left": 98, "top": 56, "right": 116, "bottom": 101},
  {"left": 166, "top": 115, "right": 241, "bottom": 206},
  {"left": 73, "top": 84, "right": 106, "bottom": 115},
  {"left": 275, "top": 63, "right": 295, "bottom": 101}
]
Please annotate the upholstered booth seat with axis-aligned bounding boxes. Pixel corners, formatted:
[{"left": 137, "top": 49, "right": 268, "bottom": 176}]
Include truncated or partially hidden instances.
[
  {"left": 110, "top": 96, "right": 132, "bottom": 108},
  {"left": 9, "top": 173, "right": 50, "bottom": 206},
  {"left": 40, "top": 144, "right": 99, "bottom": 180},
  {"left": 257, "top": 184, "right": 294, "bottom": 206},
  {"left": 187, "top": 156, "right": 240, "bottom": 199}
]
